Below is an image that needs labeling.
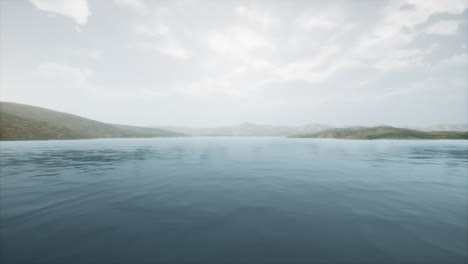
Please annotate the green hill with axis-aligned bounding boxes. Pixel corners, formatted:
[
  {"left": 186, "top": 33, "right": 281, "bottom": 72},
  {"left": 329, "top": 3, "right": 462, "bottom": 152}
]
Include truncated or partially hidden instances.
[
  {"left": 0, "top": 102, "right": 185, "bottom": 140},
  {"left": 290, "top": 126, "right": 468, "bottom": 140}
]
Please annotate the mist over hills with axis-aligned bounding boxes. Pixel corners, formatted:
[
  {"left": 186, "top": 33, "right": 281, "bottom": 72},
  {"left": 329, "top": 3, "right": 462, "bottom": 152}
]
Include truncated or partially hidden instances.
[
  {"left": 1, "top": 102, "right": 467, "bottom": 140},
  {"left": 153, "top": 123, "right": 333, "bottom": 137},
  {"left": 153, "top": 123, "right": 468, "bottom": 137},
  {"left": 419, "top": 124, "right": 468, "bottom": 132},
  {"left": 290, "top": 126, "right": 468, "bottom": 140},
  {"left": 0, "top": 102, "right": 185, "bottom": 140}
]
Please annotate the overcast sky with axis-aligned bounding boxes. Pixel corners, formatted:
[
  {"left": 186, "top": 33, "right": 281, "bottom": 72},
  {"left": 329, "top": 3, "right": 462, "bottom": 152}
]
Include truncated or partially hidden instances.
[{"left": 1, "top": 0, "right": 467, "bottom": 127}]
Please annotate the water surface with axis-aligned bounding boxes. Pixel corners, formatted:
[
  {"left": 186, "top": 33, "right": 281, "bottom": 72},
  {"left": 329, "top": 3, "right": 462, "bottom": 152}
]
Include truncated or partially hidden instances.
[{"left": 1, "top": 138, "right": 467, "bottom": 263}]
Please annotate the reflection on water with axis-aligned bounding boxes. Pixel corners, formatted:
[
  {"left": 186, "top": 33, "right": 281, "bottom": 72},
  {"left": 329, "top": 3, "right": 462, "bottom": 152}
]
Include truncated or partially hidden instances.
[{"left": 0, "top": 138, "right": 467, "bottom": 264}]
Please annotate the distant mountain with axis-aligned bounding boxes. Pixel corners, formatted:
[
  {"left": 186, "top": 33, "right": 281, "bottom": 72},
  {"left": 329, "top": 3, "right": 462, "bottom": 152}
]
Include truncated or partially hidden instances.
[
  {"left": 425, "top": 124, "right": 468, "bottom": 132},
  {"left": 290, "top": 126, "right": 468, "bottom": 140},
  {"left": 401, "top": 124, "right": 468, "bottom": 132},
  {"left": 0, "top": 102, "right": 185, "bottom": 140},
  {"left": 153, "top": 122, "right": 332, "bottom": 136}
]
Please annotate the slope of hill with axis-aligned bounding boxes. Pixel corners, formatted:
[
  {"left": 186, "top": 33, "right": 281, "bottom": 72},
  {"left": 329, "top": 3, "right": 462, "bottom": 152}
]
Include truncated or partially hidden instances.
[
  {"left": 153, "top": 122, "right": 332, "bottom": 136},
  {"left": 290, "top": 126, "right": 468, "bottom": 140},
  {"left": 401, "top": 124, "right": 468, "bottom": 132},
  {"left": 426, "top": 124, "right": 468, "bottom": 132},
  {"left": 0, "top": 102, "right": 185, "bottom": 140}
]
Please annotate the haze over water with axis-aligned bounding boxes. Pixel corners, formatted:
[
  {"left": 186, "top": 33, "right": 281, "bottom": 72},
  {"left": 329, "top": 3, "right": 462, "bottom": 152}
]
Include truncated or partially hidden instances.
[{"left": 1, "top": 137, "right": 467, "bottom": 263}]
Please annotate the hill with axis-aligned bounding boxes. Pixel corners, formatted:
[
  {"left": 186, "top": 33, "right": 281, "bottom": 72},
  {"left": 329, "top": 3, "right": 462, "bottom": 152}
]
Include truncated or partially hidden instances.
[
  {"left": 401, "top": 124, "right": 468, "bottom": 132},
  {"left": 153, "top": 122, "right": 332, "bottom": 136},
  {"left": 425, "top": 124, "right": 468, "bottom": 132},
  {"left": 0, "top": 102, "right": 185, "bottom": 140},
  {"left": 289, "top": 126, "right": 468, "bottom": 140}
]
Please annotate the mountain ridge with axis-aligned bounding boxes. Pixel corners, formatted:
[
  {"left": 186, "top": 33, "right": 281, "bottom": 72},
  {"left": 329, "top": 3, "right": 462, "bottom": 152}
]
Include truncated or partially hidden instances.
[
  {"left": 153, "top": 123, "right": 468, "bottom": 137},
  {"left": 2, "top": 102, "right": 467, "bottom": 140},
  {"left": 289, "top": 126, "right": 468, "bottom": 140},
  {"left": 152, "top": 123, "right": 333, "bottom": 136},
  {"left": 0, "top": 102, "right": 185, "bottom": 140}
]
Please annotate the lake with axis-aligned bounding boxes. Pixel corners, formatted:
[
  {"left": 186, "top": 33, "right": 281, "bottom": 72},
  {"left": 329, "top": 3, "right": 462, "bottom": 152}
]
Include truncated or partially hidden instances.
[{"left": 0, "top": 137, "right": 467, "bottom": 263}]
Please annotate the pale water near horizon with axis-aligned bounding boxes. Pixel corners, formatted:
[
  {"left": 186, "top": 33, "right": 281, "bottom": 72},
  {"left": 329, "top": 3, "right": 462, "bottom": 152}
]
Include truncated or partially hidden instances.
[{"left": 1, "top": 137, "right": 467, "bottom": 263}]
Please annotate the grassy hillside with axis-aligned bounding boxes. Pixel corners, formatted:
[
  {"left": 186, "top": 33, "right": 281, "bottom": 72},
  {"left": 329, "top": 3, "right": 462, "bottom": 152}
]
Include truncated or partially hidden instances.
[
  {"left": 153, "top": 122, "right": 332, "bottom": 136},
  {"left": 290, "top": 126, "right": 468, "bottom": 140},
  {"left": 0, "top": 112, "right": 84, "bottom": 140},
  {"left": 0, "top": 102, "right": 185, "bottom": 140}
]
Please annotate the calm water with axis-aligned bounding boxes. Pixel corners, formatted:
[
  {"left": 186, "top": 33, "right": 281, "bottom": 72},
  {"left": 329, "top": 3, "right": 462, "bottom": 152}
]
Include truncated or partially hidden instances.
[{"left": 0, "top": 137, "right": 467, "bottom": 264}]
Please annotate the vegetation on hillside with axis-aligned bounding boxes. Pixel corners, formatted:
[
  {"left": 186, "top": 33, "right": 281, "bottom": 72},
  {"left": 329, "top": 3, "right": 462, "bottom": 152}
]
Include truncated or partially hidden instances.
[
  {"left": 290, "top": 126, "right": 468, "bottom": 140},
  {"left": 0, "top": 112, "right": 84, "bottom": 140},
  {"left": 0, "top": 102, "right": 185, "bottom": 140}
]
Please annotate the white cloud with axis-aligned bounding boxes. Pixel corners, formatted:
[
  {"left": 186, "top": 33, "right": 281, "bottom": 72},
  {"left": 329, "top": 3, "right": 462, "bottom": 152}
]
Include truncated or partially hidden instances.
[
  {"left": 424, "top": 20, "right": 463, "bottom": 35},
  {"left": 386, "top": 0, "right": 467, "bottom": 30},
  {"left": 295, "top": 7, "right": 341, "bottom": 31},
  {"left": 272, "top": 45, "right": 345, "bottom": 82},
  {"left": 184, "top": 79, "right": 237, "bottom": 97},
  {"left": 34, "top": 62, "right": 92, "bottom": 88},
  {"left": 296, "top": 16, "right": 337, "bottom": 30},
  {"left": 1, "top": 62, "right": 94, "bottom": 109},
  {"left": 135, "top": 23, "right": 189, "bottom": 59},
  {"left": 235, "top": 6, "right": 277, "bottom": 29},
  {"left": 114, "top": 0, "right": 145, "bottom": 11},
  {"left": 438, "top": 53, "right": 468, "bottom": 66},
  {"left": 29, "top": 0, "right": 90, "bottom": 25},
  {"left": 7, "top": 0, "right": 468, "bottom": 126},
  {"left": 69, "top": 49, "right": 103, "bottom": 60},
  {"left": 339, "top": 0, "right": 467, "bottom": 72},
  {"left": 208, "top": 27, "right": 272, "bottom": 58}
]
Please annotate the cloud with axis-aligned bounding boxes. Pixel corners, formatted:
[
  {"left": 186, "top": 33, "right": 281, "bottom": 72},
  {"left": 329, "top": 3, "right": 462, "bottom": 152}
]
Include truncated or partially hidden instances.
[
  {"left": 332, "top": 0, "right": 467, "bottom": 72},
  {"left": 295, "top": 7, "right": 341, "bottom": 31},
  {"left": 29, "top": 0, "right": 90, "bottom": 25},
  {"left": 235, "top": 5, "right": 277, "bottom": 29},
  {"left": 34, "top": 62, "right": 93, "bottom": 88},
  {"left": 296, "top": 16, "right": 338, "bottom": 30},
  {"left": 438, "top": 53, "right": 468, "bottom": 66},
  {"left": 208, "top": 27, "right": 273, "bottom": 58},
  {"left": 135, "top": 23, "right": 190, "bottom": 59},
  {"left": 1, "top": 62, "right": 93, "bottom": 111},
  {"left": 69, "top": 49, "right": 103, "bottom": 60},
  {"left": 7, "top": 0, "right": 468, "bottom": 126},
  {"left": 424, "top": 20, "right": 463, "bottom": 35},
  {"left": 114, "top": 0, "right": 145, "bottom": 11},
  {"left": 387, "top": 0, "right": 467, "bottom": 29}
]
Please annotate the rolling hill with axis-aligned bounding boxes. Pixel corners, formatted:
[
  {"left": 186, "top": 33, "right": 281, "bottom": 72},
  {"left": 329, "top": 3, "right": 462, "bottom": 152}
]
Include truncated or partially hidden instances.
[
  {"left": 0, "top": 102, "right": 185, "bottom": 140},
  {"left": 424, "top": 124, "right": 468, "bottom": 132},
  {"left": 290, "top": 126, "right": 468, "bottom": 140},
  {"left": 153, "top": 122, "right": 332, "bottom": 136},
  {"left": 401, "top": 124, "right": 468, "bottom": 132}
]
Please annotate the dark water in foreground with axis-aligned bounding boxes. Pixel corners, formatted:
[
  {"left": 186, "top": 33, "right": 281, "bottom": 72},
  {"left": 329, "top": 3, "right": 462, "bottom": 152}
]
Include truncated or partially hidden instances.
[{"left": 0, "top": 138, "right": 467, "bottom": 264}]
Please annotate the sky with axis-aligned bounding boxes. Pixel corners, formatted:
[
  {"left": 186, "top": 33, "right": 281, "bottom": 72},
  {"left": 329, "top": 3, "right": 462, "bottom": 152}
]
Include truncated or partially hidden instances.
[{"left": 0, "top": 0, "right": 467, "bottom": 127}]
